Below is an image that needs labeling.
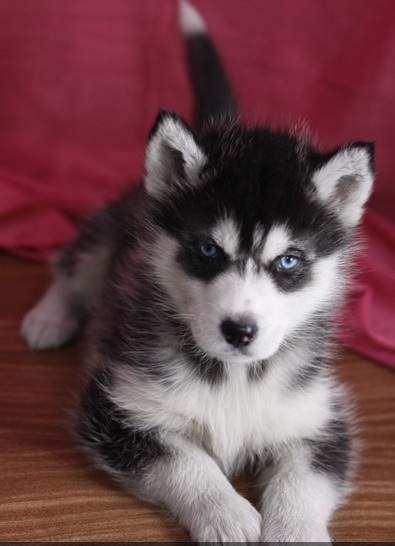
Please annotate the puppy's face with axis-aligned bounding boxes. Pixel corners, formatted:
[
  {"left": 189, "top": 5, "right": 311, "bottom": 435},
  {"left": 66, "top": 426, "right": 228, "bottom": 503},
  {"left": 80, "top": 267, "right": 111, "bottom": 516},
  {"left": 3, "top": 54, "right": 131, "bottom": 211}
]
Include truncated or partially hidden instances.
[
  {"left": 145, "top": 112, "right": 374, "bottom": 364},
  {"left": 149, "top": 218, "right": 344, "bottom": 364}
]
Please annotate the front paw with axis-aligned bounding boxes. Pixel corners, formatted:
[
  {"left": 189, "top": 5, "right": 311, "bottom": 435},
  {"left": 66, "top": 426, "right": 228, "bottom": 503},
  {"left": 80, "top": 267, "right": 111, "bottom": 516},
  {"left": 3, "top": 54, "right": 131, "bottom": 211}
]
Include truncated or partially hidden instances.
[
  {"left": 189, "top": 491, "right": 262, "bottom": 543},
  {"left": 261, "top": 522, "right": 332, "bottom": 542}
]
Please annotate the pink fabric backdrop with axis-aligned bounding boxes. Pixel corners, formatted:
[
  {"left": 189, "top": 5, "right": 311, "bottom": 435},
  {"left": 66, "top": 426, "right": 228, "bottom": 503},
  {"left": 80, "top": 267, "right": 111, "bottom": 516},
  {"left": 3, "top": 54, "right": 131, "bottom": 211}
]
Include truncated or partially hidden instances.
[{"left": 0, "top": 0, "right": 394, "bottom": 368}]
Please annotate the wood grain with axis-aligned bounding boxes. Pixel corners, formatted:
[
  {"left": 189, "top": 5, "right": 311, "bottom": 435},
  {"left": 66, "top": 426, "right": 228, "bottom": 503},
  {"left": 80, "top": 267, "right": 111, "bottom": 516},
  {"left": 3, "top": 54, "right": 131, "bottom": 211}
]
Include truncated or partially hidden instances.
[{"left": 1, "top": 253, "right": 394, "bottom": 542}]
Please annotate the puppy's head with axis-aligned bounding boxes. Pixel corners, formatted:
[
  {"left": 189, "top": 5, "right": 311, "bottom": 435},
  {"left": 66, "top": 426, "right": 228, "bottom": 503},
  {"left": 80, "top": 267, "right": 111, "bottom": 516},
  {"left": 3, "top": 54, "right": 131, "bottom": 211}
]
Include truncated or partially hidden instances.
[{"left": 144, "top": 111, "right": 374, "bottom": 364}]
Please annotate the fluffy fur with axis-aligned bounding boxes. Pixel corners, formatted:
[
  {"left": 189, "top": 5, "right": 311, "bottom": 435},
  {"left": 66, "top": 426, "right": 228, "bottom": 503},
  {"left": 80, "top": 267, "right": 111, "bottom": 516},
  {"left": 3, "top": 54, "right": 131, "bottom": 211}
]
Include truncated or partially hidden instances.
[{"left": 21, "top": 1, "right": 374, "bottom": 542}]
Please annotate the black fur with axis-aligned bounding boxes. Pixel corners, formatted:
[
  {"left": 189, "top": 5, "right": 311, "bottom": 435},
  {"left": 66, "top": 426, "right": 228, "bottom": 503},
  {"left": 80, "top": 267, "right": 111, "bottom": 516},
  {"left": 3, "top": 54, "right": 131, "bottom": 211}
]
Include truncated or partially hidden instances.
[
  {"left": 247, "top": 360, "right": 267, "bottom": 382},
  {"left": 155, "top": 123, "right": 351, "bottom": 284},
  {"left": 288, "top": 355, "right": 328, "bottom": 391},
  {"left": 181, "top": 335, "right": 228, "bottom": 385},
  {"left": 177, "top": 238, "right": 231, "bottom": 282},
  {"left": 56, "top": 187, "right": 143, "bottom": 278},
  {"left": 307, "top": 418, "right": 351, "bottom": 482},
  {"left": 77, "top": 374, "right": 169, "bottom": 474},
  {"left": 184, "top": 34, "right": 236, "bottom": 127}
]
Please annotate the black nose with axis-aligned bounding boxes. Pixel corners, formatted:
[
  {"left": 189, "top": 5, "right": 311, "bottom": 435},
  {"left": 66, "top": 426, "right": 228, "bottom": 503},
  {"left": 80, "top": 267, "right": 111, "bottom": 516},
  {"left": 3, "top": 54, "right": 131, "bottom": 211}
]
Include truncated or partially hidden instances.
[{"left": 221, "top": 318, "right": 258, "bottom": 348}]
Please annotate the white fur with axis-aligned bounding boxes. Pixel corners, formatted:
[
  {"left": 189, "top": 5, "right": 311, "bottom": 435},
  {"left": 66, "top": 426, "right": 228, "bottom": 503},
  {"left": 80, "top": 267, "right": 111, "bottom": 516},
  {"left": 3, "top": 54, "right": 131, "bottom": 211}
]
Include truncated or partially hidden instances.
[
  {"left": 211, "top": 216, "right": 240, "bottom": 259},
  {"left": 312, "top": 146, "right": 374, "bottom": 227},
  {"left": 111, "top": 353, "right": 334, "bottom": 476},
  {"left": 134, "top": 438, "right": 261, "bottom": 542},
  {"left": 145, "top": 115, "right": 206, "bottom": 199},
  {"left": 252, "top": 224, "right": 265, "bottom": 252},
  {"left": 261, "top": 223, "right": 292, "bottom": 262},
  {"left": 260, "top": 446, "right": 340, "bottom": 541},
  {"left": 279, "top": 252, "right": 343, "bottom": 334},
  {"left": 110, "top": 341, "right": 341, "bottom": 542},
  {"left": 179, "top": 0, "right": 207, "bottom": 36}
]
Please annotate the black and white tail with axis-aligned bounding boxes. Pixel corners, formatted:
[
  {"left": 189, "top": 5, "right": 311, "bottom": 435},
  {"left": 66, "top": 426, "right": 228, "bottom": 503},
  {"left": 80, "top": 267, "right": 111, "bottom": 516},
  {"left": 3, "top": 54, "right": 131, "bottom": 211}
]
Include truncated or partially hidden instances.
[{"left": 179, "top": 0, "right": 237, "bottom": 127}]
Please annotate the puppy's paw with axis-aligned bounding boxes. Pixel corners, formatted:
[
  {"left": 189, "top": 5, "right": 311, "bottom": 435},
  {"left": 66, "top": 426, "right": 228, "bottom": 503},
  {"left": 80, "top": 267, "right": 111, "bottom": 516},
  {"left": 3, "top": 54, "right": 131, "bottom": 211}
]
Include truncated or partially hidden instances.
[
  {"left": 261, "top": 521, "right": 332, "bottom": 542},
  {"left": 190, "top": 491, "right": 262, "bottom": 543},
  {"left": 21, "top": 289, "right": 80, "bottom": 350}
]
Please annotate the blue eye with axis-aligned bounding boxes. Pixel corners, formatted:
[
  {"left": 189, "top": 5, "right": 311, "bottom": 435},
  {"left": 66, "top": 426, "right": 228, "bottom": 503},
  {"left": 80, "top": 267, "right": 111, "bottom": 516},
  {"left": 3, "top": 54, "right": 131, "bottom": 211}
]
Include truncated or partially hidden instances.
[
  {"left": 199, "top": 243, "right": 218, "bottom": 258},
  {"left": 277, "top": 255, "right": 300, "bottom": 272}
]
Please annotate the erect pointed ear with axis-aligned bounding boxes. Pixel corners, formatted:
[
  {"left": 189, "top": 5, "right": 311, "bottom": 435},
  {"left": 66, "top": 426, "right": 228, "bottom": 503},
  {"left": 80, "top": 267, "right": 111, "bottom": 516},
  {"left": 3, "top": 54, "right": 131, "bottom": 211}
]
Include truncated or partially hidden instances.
[
  {"left": 144, "top": 110, "right": 206, "bottom": 199},
  {"left": 312, "top": 143, "right": 375, "bottom": 227}
]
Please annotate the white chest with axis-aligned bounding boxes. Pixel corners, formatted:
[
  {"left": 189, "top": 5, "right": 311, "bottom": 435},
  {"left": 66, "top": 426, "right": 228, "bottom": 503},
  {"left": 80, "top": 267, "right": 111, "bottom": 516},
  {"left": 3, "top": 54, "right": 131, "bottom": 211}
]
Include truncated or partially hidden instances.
[{"left": 113, "top": 362, "right": 334, "bottom": 474}]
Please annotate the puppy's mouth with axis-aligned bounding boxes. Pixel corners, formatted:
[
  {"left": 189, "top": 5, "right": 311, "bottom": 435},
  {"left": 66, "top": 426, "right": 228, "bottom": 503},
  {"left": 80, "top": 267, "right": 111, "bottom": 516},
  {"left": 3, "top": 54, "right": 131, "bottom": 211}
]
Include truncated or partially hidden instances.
[
  {"left": 206, "top": 337, "right": 283, "bottom": 364},
  {"left": 216, "top": 345, "right": 253, "bottom": 358},
  {"left": 197, "top": 341, "right": 266, "bottom": 365},
  {"left": 211, "top": 348, "right": 260, "bottom": 364}
]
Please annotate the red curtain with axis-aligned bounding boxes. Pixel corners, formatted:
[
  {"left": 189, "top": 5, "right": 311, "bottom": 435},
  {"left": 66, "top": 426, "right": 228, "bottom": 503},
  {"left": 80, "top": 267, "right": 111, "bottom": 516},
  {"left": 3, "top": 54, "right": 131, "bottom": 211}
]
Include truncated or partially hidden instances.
[{"left": 1, "top": 0, "right": 394, "bottom": 367}]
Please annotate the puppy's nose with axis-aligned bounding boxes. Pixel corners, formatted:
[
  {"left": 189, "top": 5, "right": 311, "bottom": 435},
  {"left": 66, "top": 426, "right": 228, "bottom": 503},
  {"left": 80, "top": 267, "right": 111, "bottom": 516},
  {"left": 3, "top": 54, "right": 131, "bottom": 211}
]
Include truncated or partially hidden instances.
[{"left": 221, "top": 318, "right": 258, "bottom": 348}]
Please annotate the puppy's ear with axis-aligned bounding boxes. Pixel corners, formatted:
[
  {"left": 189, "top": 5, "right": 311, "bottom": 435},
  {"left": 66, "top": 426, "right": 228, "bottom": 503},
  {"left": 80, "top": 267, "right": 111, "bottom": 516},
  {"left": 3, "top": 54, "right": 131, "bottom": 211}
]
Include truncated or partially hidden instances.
[
  {"left": 312, "top": 143, "right": 375, "bottom": 227},
  {"left": 144, "top": 110, "right": 206, "bottom": 199}
]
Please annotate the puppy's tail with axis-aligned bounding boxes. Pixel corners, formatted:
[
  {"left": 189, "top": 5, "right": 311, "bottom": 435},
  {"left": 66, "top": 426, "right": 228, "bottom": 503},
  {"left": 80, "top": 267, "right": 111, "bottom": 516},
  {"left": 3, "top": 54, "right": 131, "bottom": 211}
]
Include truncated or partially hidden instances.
[{"left": 179, "top": 0, "right": 237, "bottom": 127}]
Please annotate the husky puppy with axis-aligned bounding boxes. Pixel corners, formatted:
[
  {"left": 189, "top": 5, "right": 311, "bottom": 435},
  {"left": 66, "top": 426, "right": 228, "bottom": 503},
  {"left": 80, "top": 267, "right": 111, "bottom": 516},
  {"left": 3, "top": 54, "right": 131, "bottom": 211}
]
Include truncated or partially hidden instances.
[{"left": 22, "top": 1, "right": 374, "bottom": 542}]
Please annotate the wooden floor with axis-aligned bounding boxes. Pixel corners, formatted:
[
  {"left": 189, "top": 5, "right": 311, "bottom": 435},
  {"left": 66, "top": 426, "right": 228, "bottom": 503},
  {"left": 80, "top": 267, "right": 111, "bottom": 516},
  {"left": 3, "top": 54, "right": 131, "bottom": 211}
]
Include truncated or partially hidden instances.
[{"left": 1, "top": 252, "right": 395, "bottom": 542}]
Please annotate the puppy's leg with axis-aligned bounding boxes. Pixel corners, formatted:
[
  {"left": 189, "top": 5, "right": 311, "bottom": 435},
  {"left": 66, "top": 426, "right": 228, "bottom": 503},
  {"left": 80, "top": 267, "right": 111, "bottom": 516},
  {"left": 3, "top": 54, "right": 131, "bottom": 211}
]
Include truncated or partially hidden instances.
[
  {"left": 259, "top": 425, "right": 350, "bottom": 542},
  {"left": 77, "top": 376, "right": 262, "bottom": 543},
  {"left": 138, "top": 441, "right": 262, "bottom": 543},
  {"left": 21, "top": 211, "right": 114, "bottom": 350}
]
